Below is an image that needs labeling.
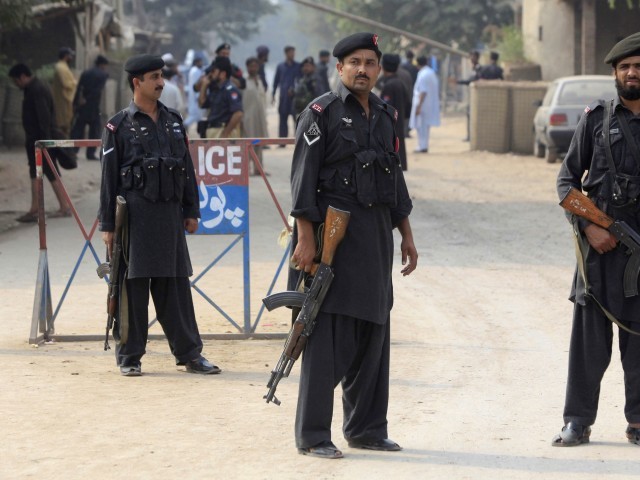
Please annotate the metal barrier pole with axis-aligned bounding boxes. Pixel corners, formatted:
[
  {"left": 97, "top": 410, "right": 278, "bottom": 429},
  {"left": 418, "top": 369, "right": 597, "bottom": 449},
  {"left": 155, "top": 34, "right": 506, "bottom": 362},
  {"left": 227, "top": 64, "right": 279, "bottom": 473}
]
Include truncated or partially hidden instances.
[{"left": 29, "top": 145, "right": 53, "bottom": 344}]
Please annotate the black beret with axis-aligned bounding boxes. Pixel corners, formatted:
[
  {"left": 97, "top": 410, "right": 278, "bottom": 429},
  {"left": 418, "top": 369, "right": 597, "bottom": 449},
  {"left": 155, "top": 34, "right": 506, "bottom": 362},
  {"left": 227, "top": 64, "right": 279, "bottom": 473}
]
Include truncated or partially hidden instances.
[
  {"left": 604, "top": 32, "right": 640, "bottom": 65},
  {"left": 124, "top": 54, "right": 164, "bottom": 75},
  {"left": 381, "top": 53, "right": 400, "bottom": 72},
  {"left": 333, "top": 32, "right": 381, "bottom": 59},
  {"left": 205, "top": 56, "right": 232, "bottom": 76},
  {"left": 216, "top": 43, "right": 231, "bottom": 54}
]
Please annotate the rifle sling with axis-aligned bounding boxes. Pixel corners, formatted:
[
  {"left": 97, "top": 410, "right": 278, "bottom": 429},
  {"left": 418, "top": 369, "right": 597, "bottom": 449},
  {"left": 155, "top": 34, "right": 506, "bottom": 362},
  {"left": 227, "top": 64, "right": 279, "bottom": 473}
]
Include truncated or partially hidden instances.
[
  {"left": 615, "top": 107, "right": 640, "bottom": 172},
  {"left": 573, "top": 225, "right": 640, "bottom": 336},
  {"left": 603, "top": 100, "right": 617, "bottom": 174}
]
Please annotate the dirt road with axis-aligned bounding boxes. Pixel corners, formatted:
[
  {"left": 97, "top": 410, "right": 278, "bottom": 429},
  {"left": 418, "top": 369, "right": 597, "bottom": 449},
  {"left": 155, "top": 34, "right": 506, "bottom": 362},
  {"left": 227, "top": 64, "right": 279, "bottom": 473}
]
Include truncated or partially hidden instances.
[{"left": 1, "top": 114, "right": 637, "bottom": 479}]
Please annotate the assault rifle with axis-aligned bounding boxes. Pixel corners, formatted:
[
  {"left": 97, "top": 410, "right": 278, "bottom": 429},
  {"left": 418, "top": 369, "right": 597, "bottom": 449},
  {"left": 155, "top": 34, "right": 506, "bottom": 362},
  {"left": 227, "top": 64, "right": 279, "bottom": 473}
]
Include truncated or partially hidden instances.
[
  {"left": 560, "top": 187, "right": 640, "bottom": 297},
  {"left": 96, "top": 196, "right": 128, "bottom": 350},
  {"left": 262, "top": 206, "right": 350, "bottom": 405}
]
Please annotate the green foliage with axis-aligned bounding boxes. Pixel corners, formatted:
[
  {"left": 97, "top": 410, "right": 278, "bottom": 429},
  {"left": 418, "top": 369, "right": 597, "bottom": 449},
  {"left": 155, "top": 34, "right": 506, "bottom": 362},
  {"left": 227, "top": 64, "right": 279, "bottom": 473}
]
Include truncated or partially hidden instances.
[
  {"left": 0, "top": 0, "right": 38, "bottom": 32},
  {"left": 325, "top": 0, "right": 514, "bottom": 53},
  {"left": 608, "top": 0, "right": 638, "bottom": 8},
  {"left": 495, "top": 25, "right": 527, "bottom": 63},
  {"left": 140, "top": 0, "right": 279, "bottom": 57}
]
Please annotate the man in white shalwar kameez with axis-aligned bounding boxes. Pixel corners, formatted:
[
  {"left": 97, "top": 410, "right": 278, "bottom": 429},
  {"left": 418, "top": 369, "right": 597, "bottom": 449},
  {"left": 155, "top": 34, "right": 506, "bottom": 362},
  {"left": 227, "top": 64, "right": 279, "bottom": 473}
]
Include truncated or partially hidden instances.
[{"left": 409, "top": 56, "right": 440, "bottom": 153}]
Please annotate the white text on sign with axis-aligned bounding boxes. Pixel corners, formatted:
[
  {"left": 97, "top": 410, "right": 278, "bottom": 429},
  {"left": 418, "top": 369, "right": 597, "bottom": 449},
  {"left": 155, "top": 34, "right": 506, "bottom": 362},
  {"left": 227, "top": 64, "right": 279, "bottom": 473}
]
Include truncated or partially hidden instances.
[{"left": 197, "top": 145, "right": 242, "bottom": 176}]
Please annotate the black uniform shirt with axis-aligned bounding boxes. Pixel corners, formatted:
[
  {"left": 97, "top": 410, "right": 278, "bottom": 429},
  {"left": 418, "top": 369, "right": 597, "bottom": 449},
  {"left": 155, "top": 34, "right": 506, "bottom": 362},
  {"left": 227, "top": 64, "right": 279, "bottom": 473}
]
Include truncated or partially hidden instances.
[
  {"left": 557, "top": 96, "right": 640, "bottom": 321},
  {"left": 290, "top": 81, "right": 412, "bottom": 324},
  {"left": 201, "top": 79, "right": 243, "bottom": 127},
  {"left": 98, "top": 101, "right": 199, "bottom": 278}
]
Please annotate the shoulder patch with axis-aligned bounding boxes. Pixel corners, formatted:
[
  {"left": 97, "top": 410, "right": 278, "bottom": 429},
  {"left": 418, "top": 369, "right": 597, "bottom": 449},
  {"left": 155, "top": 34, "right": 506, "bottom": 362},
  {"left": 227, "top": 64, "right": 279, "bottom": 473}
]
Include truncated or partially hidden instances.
[
  {"left": 105, "top": 109, "right": 128, "bottom": 133},
  {"left": 308, "top": 92, "right": 339, "bottom": 116},
  {"left": 584, "top": 99, "right": 606, "bottom": 115},
  {"left": 303, "top": 121, "right": 322, "bottom": 146}
]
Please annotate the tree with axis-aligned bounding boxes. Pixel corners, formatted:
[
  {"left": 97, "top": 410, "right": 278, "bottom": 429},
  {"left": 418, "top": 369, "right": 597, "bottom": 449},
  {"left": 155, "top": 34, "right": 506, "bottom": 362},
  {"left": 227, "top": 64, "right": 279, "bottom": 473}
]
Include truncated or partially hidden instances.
[
  {"left": 324, "top": 0, "right": 514, "bottom": 53},
  {"left": 133, "top": 0, "right": 279, "bottom": 57}
]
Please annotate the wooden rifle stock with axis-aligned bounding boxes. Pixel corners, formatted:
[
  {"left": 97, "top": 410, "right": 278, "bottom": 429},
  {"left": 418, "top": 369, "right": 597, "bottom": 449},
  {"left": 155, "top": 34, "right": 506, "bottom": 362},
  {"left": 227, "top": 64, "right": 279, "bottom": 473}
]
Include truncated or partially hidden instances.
[
  {"left": 309, "top": 207, "right": 350, "bottom": 275},
  {"left": 559, "top": 188, "right": 614, "bottom": 229}
]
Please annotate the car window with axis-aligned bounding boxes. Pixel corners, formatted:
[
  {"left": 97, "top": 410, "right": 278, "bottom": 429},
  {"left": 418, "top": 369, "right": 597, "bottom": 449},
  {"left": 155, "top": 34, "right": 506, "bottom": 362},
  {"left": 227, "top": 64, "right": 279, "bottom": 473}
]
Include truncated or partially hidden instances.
[
  {"left": 557, "top": 80, "right": 616, "bottom": 106},
  {"left": 542, "top": 83, "right": 557, "bottom": 106}
]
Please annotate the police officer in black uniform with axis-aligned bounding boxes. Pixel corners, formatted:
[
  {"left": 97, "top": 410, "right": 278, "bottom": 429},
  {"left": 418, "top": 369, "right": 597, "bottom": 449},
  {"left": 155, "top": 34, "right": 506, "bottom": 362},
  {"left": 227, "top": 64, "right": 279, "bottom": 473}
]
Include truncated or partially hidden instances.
[
  {"left": 198, "top": 56, "right": 243, "bottom": 138},
  {"left": 289, "top": 33, "right": 418, "bottom": 459},
  {"left": 554, "top": 32, "right": 640, "bottom": 447},
  {"left": 98, "top": 54, "right": 221, "bottom": 377},
  {"left": 379, "top": 53, "right": 409, "bottom": 171}
]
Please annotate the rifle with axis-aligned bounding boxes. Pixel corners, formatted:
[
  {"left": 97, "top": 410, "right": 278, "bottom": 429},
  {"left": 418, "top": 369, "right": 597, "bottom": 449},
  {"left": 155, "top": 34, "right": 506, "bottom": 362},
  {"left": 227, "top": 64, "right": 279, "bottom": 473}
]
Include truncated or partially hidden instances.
[
  {"left": 560, "top": 187, "right": 640, "bottom": 297},
  {"left": 96, "top": 196, "right": 128, "bottom": 350},
  {"left": 262, "top": 206, "right": 350, "bottom": 405}
]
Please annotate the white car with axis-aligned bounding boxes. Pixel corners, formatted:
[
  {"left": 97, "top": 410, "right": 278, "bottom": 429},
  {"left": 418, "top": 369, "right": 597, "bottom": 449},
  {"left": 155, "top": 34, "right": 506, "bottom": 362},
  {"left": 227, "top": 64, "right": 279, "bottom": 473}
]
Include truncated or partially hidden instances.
[{"left": 533, "top": 75, "right": 617, "bottom": 163}]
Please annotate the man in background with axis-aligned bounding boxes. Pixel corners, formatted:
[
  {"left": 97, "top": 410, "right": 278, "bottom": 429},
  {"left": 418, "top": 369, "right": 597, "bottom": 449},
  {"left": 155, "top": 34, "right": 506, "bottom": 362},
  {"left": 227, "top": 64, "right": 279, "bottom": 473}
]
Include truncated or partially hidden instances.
[
  {"left": 199, "top": 56, "right": 243, "bottom": 138},
  {"left": 184, "top": 53, "right": 206, "bottom": 134},
  {"left": 160, "top": 67, "right": 185, "bottom": 113},
  {"left": 9, "top": 64, "right": 70, "bottom": 221},
  {"left": 409, "top": 55, "right": 440, "bottom": 153},
  {"left": 380, "top": 53, "right": 409, "bottom": 170},
  {"left": 52, "top": 47, "right": 77, "bottom": 137},
  {"left": 479, "top": 51, "right": 504, "bottom": 80},
  {"left": 256, "top": 45, "right": 270, "bottom": 91},
  {"left": 71, "top": 55, "right": 109, "bottom": 161},
  {"left": 315, "top": 49, "right": 331, "bottom": 94},
  {"left": 243, "top": 56, "right": 268, "bottom": 174},
  {"left": 272, "top": 45, "right": 300, "bottom": 142}
]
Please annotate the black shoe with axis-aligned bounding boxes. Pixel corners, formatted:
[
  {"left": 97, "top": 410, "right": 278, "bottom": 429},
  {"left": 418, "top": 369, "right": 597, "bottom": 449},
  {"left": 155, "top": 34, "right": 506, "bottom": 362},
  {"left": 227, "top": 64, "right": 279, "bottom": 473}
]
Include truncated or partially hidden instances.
[
  {"left": 627, "top": 425, "right": 640, "bottom": 445},
  {"left": 298, "top": 441, "right": 343, "bottom": 459},
  {"left": 347, "top": 438, "right": 402, "bottom": 451},
  {"left": 551, "top": 422, "right": 591, "bottom": 447},
  {"left": 86, "top": 155, "right": 98, "bottom": 161},
  {"left": 185, "top": 356, "right": 221, "bottom": 374},
  {"left": 120, "top": 364, "right": 141, "bottom": 376}
]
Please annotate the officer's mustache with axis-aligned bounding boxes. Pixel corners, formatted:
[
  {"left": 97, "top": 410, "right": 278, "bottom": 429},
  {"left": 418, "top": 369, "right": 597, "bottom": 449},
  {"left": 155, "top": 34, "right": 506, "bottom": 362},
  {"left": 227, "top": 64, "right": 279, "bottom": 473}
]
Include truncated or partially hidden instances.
[
  {"left": 155, "top": 86, "right": 163, "bottom": 91},
  {"left": 355, "top": 74, "right": 369, "bottom": 80}
]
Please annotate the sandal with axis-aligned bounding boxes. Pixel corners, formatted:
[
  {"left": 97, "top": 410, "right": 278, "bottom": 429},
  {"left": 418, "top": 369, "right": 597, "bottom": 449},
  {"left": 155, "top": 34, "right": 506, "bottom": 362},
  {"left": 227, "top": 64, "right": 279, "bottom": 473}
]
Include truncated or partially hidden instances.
[
  {"left": 627, "top": 426, "right": 640, "bottom": 445},
  {"left": 16, "top": 212, "right": 38, "bottom": 223},
  {"left": 551, "top": 422, "right": 591, "bottom": 447},
  {"left": 48, "top": 209, "right": 72, "bottom": 218},
  {"left": 298, "top": 440, "right": 343, "bottom": 459}
]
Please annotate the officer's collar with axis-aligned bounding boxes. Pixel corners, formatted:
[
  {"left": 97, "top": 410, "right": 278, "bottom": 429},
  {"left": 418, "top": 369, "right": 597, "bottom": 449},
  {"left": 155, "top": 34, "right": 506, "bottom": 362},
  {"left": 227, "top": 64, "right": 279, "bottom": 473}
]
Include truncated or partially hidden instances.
[
  {"left": 127, "top": 99, "right": 169, "bottom": 118},
  {"left": 336, "top": 80, "right": 384, "bottom": 110}
]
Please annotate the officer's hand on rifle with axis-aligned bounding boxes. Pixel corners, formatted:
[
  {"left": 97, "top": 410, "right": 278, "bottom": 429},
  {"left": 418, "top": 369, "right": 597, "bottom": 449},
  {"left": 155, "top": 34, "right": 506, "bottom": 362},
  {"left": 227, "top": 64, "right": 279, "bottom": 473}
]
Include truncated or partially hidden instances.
[
  {"left": 102, "top": 231, "right": 114, "bottom": 258},
  {"left": 584, "top": 224, "right": 617, "bottom": 254}
]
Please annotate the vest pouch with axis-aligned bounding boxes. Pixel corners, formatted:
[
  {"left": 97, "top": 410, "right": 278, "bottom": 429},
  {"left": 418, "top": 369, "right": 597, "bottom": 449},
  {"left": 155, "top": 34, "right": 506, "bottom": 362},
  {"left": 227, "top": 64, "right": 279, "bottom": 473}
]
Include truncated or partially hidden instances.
[
  {"left": 375, "top": 151, "right": 398, "bottom": 207},
  {"left": 142, "top": 157, "right": 160, "bottom": 202},
  {"left": 159, "top": 156, "right": 178, "bottom": 201},
  {"left": 133, "top": 165, "right": 144, "bottom": 190},
  {"left": 120, "top": 166, "right": 133, "bottom": 190},
  {"left": 354, "top": 149, "right": 377, "bottom": 207}
]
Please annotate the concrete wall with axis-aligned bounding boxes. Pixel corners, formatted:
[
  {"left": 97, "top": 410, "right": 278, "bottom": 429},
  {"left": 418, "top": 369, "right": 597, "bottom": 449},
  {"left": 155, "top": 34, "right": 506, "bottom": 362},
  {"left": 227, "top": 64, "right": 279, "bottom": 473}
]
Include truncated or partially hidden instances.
[{"left": 523, "top": 0, "right": 576, "bottom": 81}]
